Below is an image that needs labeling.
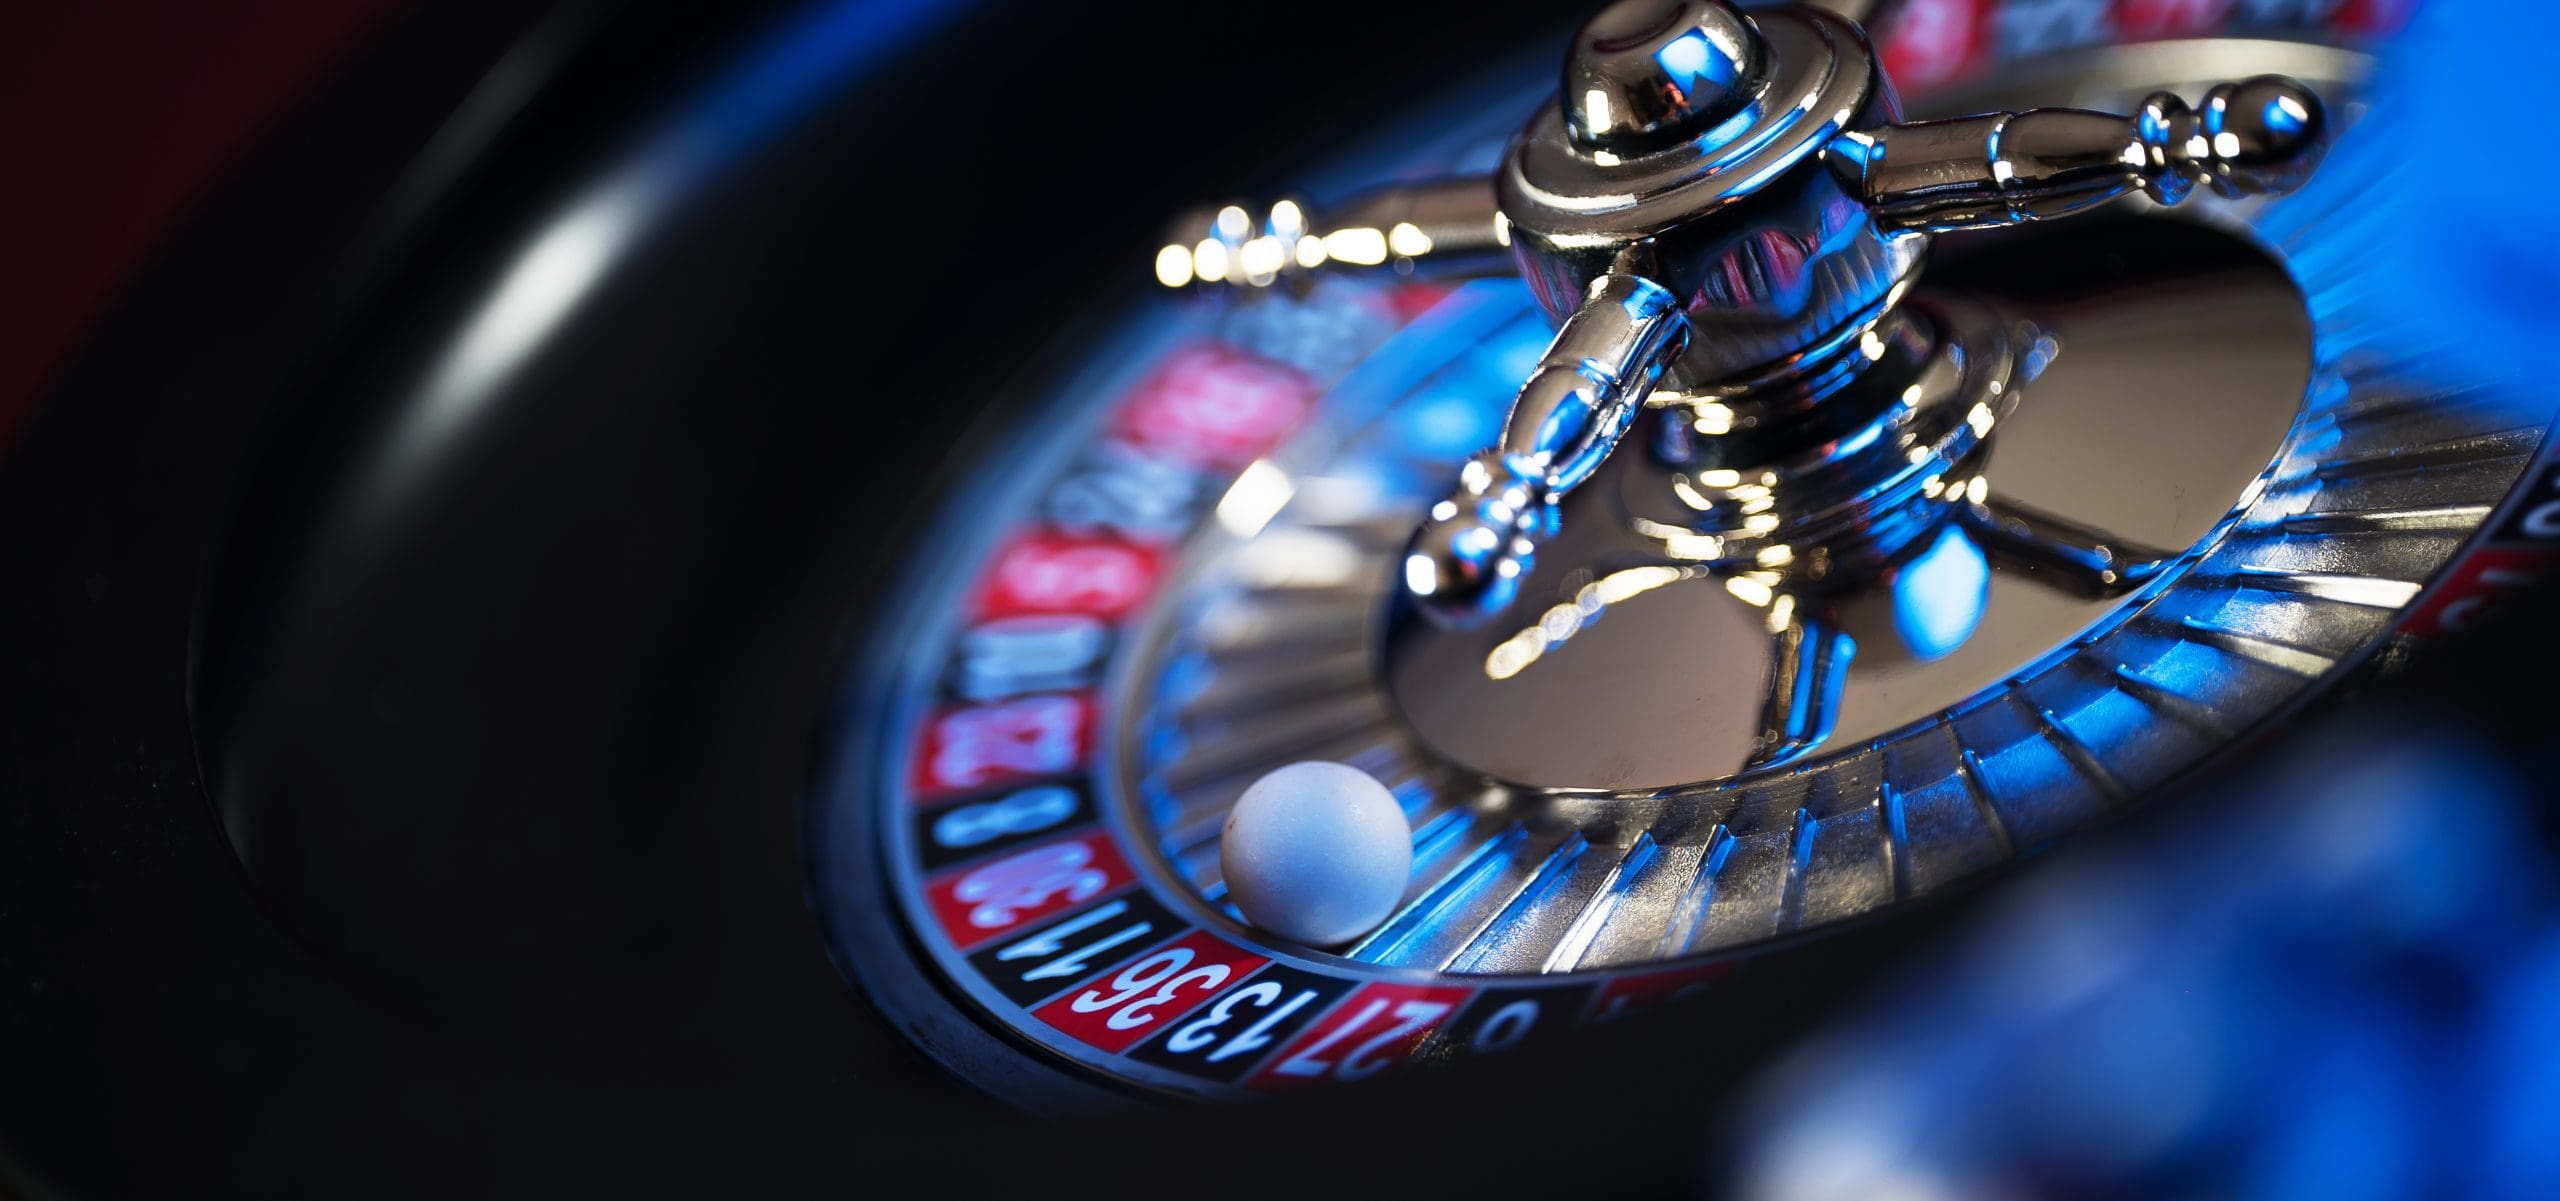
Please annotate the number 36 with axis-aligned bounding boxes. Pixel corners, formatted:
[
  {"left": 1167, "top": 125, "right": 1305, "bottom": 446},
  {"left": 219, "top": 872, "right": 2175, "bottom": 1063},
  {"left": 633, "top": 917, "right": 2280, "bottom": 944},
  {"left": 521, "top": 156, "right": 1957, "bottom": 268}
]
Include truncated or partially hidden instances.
[{"left": 1069, "top": 947, "right": 1233, "bottom": 1032}]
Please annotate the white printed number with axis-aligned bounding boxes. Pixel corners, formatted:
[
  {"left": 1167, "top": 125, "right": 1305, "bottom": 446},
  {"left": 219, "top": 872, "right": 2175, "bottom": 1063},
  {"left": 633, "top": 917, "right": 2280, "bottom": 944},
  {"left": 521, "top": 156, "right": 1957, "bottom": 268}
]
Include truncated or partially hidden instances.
[
  {"left": 931, "top": 785, "right": 1079, "bottom": 850},
  {"left": 1164, "top": 981, "right": 1319, "bottom": 1064},
  {"left": 1274, "top": 999, "right": 1452, "bottom": 1082},
  {"left": 954, "top": 843, "right": 1106, "bottom": 929},
  {"left": 1469, "top": 999, "right": 1542, "bottom": 1055},
  {"left": 929, "top": 696, "right": 1082, "bottom": 790},
  {"left": 1069, "top": 948, "right": 1234, "bottom": 1032},
  {"left": 955, "top": 616, "right": 1108, "bottom": 701}
]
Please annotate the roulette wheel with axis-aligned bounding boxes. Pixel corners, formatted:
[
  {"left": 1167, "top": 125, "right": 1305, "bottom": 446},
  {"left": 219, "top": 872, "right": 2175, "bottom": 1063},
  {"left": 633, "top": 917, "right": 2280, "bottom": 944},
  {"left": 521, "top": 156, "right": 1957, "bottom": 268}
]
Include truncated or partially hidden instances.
[{"left": 7, "top": 0, "right": 2558, "bottom": 1196}]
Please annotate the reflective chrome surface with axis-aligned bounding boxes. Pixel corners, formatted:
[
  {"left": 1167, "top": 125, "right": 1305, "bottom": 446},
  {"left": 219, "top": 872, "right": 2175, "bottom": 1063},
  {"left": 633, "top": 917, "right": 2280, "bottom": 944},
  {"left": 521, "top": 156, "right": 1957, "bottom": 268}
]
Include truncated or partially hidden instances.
[
  {"left": 1409, "top": 0, "right": 2327, "bottom": 626},
  {"left": 1499, "top": 2, "right": 1913, "bottom": 383},
  {"left": 1385, "top": 227, "right": 2312, "bottom": 792},
  {"left": 817, "top": 0, "right": 2552, "bottom": 1105},
  {"left": 1850, "top": 74, "right": 2328, "bottom": 232},
  {"left": 1403, "top": 271, "right": 1688, "bottom": 623},
  {"left": 1117, "top": 200, "right": 2537, "bottom": 974},
  {"left": 1561, "top": 0, "right": 1768, "bottom": 153},
  {"left": 1619, "top": 296, "right": 2035, "bottom": 578},
  {"left": 1100, "top": 24, "right": 2504, "bottom": 975}
]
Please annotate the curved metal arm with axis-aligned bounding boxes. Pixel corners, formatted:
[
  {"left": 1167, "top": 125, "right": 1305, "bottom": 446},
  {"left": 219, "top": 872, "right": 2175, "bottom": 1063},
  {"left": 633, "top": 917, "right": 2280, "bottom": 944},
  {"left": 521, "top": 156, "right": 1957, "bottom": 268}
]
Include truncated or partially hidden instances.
[
  {"left": 1749, "top": 607, "right": 1854, "bottom": 770},
  {"left": 1959, "top": 493, "right": 2173, "bottom": 598},
  {"left": 1837, "top": 75, "right": 2328, "bottom": 234},
  {"left": 1401, "top": 273, "right": 1688, "bottom": 624},
  {"left": 1155, "top": 177, "right": 1509, "bottom": 291}
]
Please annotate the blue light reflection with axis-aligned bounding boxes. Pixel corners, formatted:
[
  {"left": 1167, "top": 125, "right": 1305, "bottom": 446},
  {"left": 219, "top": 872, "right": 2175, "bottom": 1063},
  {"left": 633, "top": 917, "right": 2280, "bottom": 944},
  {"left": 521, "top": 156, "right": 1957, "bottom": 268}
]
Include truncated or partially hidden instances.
[
  {"left": 1730, "top": 725, "right": 2560, "bottom": 1201},
  {"left": 2260, "top": 0, "right": 2559, "bottom": 414},
  {"left": 1654, "top": 31, "right": 1736, "bottom": 100},
  {"left": 2260, "top": 91, "right": 2309, "bottom": 138},
  {"left": 1891, "top": 525, "right": 1990, "bottom": 661}
]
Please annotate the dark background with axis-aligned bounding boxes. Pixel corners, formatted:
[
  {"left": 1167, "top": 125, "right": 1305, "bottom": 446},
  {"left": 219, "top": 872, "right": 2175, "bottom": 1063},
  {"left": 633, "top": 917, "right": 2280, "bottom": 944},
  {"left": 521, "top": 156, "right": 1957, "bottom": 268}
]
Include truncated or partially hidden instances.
[{"left": 0, "top": 1, "right": 410, "bottom": 453}]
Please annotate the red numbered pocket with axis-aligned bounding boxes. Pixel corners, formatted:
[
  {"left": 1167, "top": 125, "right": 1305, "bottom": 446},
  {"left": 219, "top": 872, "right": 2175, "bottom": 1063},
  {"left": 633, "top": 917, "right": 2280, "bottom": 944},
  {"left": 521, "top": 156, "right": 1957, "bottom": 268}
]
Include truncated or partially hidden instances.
[
  {"left": 1110, "top": 344, "right": 1314, "bottom": 469},
  {"left": 925, "top": 829, "right": 1135, "bottom": 951},
  {"left": 971, "top": 533, "right": 1164, "bottom": 622},
  {"left": 1033, "top": 930, "right": 1270, "bottom": 1054},
  {"left": 909, "top": 692, "right": 1097, "bottom": 801},
  {"left": 1249, "top": 981, "right": 1472, "bottom": 1089}
]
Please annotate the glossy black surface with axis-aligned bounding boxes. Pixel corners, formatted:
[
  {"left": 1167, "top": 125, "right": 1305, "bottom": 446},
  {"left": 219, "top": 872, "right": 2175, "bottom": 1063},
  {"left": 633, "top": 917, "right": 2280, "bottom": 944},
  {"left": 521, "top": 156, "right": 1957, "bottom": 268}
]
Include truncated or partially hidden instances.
[{"left": 0, "top": 0, "right": 1586, "bottom": 1192}]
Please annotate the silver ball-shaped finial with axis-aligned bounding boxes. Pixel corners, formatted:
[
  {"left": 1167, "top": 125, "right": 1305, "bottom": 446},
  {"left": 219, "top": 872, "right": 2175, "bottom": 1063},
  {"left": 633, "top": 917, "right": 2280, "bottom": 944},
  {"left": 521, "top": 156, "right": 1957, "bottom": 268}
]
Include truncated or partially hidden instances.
[
  {"left": 2139, "top": 74, "right": 2330, "bottom": 204},
  {"left": 1401, "top": 453, "right": 1549, "bottom": 627},
  {"left": 2204, "top": 75, "right": 2328, "bottom": 196},
  {"left": 1563, "top": 0, "right": 1768, "bottom": 153}
]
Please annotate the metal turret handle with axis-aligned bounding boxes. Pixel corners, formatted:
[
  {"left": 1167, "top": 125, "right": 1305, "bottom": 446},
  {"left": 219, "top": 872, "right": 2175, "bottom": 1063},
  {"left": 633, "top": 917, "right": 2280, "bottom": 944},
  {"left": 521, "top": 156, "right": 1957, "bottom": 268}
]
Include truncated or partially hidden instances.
[
  {"left": 1401, "top": 274, "right": 1687, "bottom": 623},
  {"left": 1839, "top": 76, "right": 2328, "bottom": 233},
  {"left": 1147, "top": 0, "right": 2333, "bottom": 627},
  {"left": 1156, "top": 75, "right": 2329, "bottom": 289}
]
